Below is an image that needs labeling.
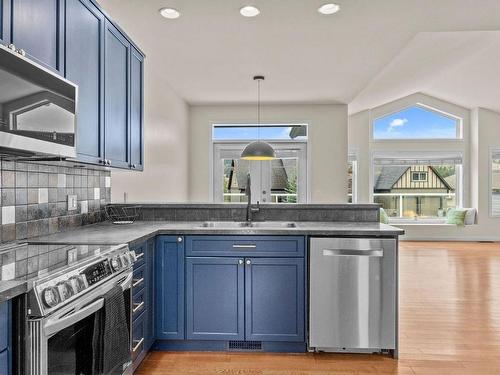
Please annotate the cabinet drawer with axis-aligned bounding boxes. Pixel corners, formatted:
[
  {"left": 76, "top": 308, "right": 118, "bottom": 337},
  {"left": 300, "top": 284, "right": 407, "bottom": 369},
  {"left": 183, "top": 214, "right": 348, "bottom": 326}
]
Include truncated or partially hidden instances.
[
  {"left": 0, "top": 349, "right": 8, "bottom": 375},
  {"left": 132, "top": 264, "right": 146, "bottom": 294},
  {"left": 132, "top": 288, "right": 146, "bottom": 321},
  {"left": 0, "top": 302, "right": 8, "bottom": 352},
  {"left": 132, "top": 311, "right": 146, "bottom": 363},
  {"left": 132, "top": 242, "right": 146, "bottom": 269},
  {"left": 186, "top": 236, "right": 305, "bottom": 257}
]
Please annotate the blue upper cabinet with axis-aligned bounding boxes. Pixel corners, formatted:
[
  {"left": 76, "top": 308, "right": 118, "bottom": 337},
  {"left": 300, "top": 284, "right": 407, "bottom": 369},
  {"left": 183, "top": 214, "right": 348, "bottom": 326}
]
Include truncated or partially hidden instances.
[
  {"left": 155, "top": 236, "right": 185, "bottom": 340},
  {"left": 129, "top": 46, "right": 144, "bottom": 171},
  {"left": 186, "top": 257, "right": 245, "bottom": 341},
  {"left": 104, "top": 19, "right": 130, "bottom": 169},
  {"left": 245, "top": 257, "right": 305, "bottom": 342},
  {"left": 0, "top": 0, "right": 11, "bottom": 44},
  {"left": 65, "top": 0, "right": 104, "bottom": 165},
  {"left": 10, "top": 0, "right": 65, "bottom": 74}
]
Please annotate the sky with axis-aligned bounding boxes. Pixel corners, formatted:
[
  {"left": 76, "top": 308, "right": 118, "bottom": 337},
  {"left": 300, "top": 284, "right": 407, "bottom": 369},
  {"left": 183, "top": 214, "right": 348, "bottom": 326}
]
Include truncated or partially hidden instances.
[
  {"left": 213, "top": 125, "right": 307, "bottom": 140},
  {"left": 373, "top": 106, "right": 458, "bottom": 139}
]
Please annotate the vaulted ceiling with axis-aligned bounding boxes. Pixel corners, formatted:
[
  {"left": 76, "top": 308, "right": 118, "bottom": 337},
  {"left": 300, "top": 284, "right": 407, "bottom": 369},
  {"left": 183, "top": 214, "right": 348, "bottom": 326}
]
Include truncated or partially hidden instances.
[{"left": 99, "top": 0, "right": 500, "bottom": 112}]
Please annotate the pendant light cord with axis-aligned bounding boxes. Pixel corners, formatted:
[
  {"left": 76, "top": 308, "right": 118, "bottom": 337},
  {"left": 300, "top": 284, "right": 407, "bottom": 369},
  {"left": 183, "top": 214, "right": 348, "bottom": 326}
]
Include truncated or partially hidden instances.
[{"left": 257, "top": 77, "right": 261, "bottom": 140}]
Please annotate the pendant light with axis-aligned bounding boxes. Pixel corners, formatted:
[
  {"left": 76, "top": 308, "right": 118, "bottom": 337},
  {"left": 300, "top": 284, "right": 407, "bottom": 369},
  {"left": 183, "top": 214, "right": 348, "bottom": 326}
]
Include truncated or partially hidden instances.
[{"left": 241, "top": 76, "right": 276, "bottom": 160}]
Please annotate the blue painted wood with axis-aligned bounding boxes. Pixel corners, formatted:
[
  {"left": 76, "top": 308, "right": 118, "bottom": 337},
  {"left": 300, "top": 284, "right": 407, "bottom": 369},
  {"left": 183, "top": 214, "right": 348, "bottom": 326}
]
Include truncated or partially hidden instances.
[
  {"left": 186, "top": 257, "right": 245, "bottom": 341},
  {"left": 0, "top": 0, "right": 11, "bottom": 44},
  {"left": 65, "top": 0, "right": 105, "bottom": 164},
  {"left": 0, "top": 350, "right": 8, "bottom": 375},
  {"left": 11, "top": 0, "right": 65, "bottom": 73},
  {"left": 155, "top": 236, "right": 185, "bottom": 340},
  {"left": 153, "top": 340, "right": 307, "bottom": 353},
  {"left": 104, "top": 19, "right": 130, "bottom": 169},
  {"left": 145, "top": 238, "right": 155, "bottom": 349},
  {"left": 186, "top": 235, "right": 305, "bottom": 257},
  {"left": 129, "top": 46, "right": 144, "bottom": 171},
  {"left": 0, "top": 301, "right": 8, "bottom": 352},
  {"left": 245, "top": 257, "right": 305, "bottom": 342}
]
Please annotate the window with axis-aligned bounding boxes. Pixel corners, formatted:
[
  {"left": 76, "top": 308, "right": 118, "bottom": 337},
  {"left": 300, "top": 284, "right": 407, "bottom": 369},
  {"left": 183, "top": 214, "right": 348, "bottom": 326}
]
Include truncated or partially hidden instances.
[
  {"left": 212, "top": 125, "right": 307, "bottom": 204},
  {"left": 491, "top": 150, "right": 500, "bottom": 217},
  {"left": 348, "top": 153, "right": 357, "bottom": 203},
  {"left": 373, "top": 105, "right": 461, "bottom": 140},
  {"left": 411, "top": 171, "right": 428, "bottom": 182},
  {"left": 372, "top": 154, "right": 462, "bottom": 221}
]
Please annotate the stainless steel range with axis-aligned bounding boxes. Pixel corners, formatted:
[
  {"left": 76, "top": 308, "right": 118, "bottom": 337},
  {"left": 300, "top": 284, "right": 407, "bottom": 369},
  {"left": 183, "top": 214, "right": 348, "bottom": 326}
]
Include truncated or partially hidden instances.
[{"left": 25, "top": 244, "right": 137, "bottom": 375}]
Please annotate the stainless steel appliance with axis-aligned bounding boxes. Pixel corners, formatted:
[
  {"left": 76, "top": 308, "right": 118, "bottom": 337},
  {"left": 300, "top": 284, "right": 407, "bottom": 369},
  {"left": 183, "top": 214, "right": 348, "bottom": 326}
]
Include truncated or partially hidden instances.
[
  {"left": 26, "top": 244, "right": 136, "bottom": 375},
  {"left": 309, "top": 237, "right": 397, "bottom": 357},
  {"left": 0, "top": 43, "right": 77, "bottom": 158}
]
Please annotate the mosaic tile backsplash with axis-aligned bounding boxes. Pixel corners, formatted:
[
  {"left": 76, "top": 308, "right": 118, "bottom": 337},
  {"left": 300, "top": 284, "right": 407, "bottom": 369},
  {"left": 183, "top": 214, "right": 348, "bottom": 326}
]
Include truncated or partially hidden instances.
[{"left": 0, "top": 159, "right": 110, "bottom": 243}]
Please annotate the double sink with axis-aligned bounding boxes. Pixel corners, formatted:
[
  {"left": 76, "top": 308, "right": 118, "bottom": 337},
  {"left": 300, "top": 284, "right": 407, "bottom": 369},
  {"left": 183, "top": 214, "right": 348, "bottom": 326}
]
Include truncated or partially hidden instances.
[{"left": 198, "top": 221, "right": 298, "bottom": 229}]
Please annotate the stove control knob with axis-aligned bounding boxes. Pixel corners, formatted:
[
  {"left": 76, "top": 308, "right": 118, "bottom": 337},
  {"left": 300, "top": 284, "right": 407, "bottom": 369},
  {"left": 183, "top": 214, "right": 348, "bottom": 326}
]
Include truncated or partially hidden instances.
[
  {"left": 110, "top": 256, "right": 121, "bottom": 272},
  {"left": 42, "top": 287, "right": 61, "bottom": 308},
  {"left": 57, "top": 281, "right": 75, "bottom": 301},
  {"left": 120, "top": 254, "right": 130, "bottom": 267},
  {"left": 70, "top": 275, "right": 87, "bottom": 293}
]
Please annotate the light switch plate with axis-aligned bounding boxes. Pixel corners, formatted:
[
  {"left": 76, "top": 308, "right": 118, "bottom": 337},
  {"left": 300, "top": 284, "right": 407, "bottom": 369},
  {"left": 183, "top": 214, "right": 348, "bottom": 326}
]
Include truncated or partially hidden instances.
[
  {"left": 67, "top": 194, "right": 77, "bottom": 211},
  {"left": 67, "top": 248, "right": 78, "bottom": 264}
]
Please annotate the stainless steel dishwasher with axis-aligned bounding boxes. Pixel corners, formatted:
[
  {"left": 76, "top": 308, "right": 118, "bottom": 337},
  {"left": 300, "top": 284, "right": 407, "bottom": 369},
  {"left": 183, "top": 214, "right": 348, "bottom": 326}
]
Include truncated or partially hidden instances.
[{"left": 309, "top": 237, "right": 397, "bottom": 356}]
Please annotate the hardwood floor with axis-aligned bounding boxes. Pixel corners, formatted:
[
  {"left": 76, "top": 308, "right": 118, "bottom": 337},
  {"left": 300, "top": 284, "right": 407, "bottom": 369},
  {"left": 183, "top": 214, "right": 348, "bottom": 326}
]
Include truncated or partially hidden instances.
[{"left": 136, "top": 241, "right": 500, "bottom": 375}]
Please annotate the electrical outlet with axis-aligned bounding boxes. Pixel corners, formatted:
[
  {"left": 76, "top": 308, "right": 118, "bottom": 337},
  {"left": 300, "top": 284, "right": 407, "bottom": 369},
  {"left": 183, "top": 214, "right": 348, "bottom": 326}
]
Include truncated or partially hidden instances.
[
  {"left": 67, "top": 248, "right": 78, "bottom": 264},
  {"left": 67, "top": 194, "right": 77, "bottom": 211}
]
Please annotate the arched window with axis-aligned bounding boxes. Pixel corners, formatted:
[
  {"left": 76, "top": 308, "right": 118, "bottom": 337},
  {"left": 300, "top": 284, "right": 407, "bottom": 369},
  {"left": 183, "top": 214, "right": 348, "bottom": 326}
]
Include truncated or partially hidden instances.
[{"left": 373, "top": 105, "right": 461, "bottom": 140}]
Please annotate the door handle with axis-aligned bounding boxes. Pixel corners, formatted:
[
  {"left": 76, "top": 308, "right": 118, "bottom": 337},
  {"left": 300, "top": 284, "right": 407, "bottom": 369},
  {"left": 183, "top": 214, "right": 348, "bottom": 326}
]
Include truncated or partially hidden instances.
[
  {"left": 322, "top": 249, "right": 384, "bottom": 257},
  {"left": 44, "top": 298, "right": 104, "bottom": 336}
]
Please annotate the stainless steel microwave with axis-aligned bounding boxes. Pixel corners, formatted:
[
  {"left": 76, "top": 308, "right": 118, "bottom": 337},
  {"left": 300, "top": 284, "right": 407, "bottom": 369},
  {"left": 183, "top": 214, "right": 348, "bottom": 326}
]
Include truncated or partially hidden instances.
[{"left": 0, "top": 44, "right": 77, "bottom": 158}]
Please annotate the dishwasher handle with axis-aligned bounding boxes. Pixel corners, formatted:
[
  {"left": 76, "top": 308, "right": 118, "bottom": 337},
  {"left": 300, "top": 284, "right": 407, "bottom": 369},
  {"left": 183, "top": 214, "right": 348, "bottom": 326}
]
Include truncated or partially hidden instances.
[{"left": 322, "top": 249, "right": 383, "bottom": 257}]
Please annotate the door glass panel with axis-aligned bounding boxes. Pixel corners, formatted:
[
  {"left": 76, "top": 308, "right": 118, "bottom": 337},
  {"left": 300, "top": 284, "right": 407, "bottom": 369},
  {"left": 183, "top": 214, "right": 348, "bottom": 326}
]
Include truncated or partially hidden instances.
[
  {"left": 492, "top": 155, "right": 500, "bottom": 216},
  {"left": 270, "top": 157, "right": 298, "bottom": 203},
  {"left": 223, "top": 159, "right": 249, "bottom": 203}
]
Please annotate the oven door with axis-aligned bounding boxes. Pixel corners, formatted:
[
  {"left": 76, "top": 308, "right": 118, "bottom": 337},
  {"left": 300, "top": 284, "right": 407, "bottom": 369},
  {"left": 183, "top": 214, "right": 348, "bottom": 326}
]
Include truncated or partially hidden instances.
[{"left": 27, "top": 272, "right": 133, "bottom": 375}]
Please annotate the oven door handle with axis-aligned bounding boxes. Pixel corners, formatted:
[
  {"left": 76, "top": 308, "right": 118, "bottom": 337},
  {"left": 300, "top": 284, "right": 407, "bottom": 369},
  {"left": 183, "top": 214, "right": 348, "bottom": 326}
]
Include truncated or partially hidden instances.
[
  {"left": 44, "top": 298, "right": 104, "bottom": 337},
  {"left": 120, "top": 271, "right": 133, "bottom": 290}
]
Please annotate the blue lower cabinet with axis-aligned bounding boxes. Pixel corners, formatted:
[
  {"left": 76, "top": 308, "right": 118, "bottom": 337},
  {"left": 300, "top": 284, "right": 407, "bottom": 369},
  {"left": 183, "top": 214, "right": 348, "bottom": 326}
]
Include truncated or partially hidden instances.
[
  {"left": 0, "top": 300, "right": 11, "bottom": 375},
  {"left": 155, "top": 236, "right": 185, "bottom": 340},
  {"left": 0, "top": 350, "right": 8, "bottom": 375},
  {"left": 245, "top": 258, "right": 305, "bottom": 342},
  {"left": 186, "top": 257, "right": 245, "bottom": 341}
]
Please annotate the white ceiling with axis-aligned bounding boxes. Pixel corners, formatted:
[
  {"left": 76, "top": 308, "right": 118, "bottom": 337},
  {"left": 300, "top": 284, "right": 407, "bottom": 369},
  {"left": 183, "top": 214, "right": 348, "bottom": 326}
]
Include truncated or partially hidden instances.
[{"left": 99, "top": 0, "right": 500, "bottom": 110}]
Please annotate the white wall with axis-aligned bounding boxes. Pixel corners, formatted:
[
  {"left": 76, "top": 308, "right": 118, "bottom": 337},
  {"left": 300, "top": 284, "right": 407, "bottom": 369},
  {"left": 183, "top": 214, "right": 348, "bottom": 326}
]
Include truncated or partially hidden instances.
[
  {"left": 189, "top": 104, "right": 348, "bottom": 203},
  {"left": 349, "top": 93, "right": 500, "bottom": 241}
]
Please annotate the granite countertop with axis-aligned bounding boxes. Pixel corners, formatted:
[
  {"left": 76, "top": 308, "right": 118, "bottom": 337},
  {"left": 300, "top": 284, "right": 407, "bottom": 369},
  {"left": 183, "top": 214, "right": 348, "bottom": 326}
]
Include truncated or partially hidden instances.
[
  {"left": 28, "top": 220, "right": 404, "bottom": 245},
  {"left": 0, "top": 220, "right": 403, "bottom": 301}
]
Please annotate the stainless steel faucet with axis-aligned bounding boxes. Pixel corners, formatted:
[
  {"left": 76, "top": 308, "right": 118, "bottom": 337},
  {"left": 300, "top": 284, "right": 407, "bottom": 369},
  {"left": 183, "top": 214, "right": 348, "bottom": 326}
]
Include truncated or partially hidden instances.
[{"left": 245, "top": 173, "right": 260, "bottom": 223}]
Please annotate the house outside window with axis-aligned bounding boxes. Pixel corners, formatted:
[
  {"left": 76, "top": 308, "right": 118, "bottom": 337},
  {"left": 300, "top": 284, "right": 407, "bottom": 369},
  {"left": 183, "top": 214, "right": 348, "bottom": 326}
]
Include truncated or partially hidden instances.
[
  {"left": 212, "top": 124, "right": 307, "bottom": 204},
  {"left": 372, "top": 153, "right": 462, "bottom": 221},
  {"left": 491, "top": 149, "right": 500, "bottom": 217}
]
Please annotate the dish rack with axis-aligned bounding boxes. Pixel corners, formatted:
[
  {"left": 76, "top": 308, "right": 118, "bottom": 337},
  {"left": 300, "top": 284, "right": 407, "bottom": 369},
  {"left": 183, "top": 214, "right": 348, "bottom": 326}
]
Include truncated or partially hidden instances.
[{"left": 105, "top": 205, "right": 141, "bottom": 224}]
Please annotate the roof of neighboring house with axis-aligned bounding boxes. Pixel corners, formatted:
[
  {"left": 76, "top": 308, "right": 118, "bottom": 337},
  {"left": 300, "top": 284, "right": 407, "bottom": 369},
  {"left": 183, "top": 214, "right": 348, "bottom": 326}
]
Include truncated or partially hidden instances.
[
  {"left": 374, "top": 166, "right": 408, "bottom": 191},
  {"left": 444, "top": 175, "right": 456, "bottom": 189}
]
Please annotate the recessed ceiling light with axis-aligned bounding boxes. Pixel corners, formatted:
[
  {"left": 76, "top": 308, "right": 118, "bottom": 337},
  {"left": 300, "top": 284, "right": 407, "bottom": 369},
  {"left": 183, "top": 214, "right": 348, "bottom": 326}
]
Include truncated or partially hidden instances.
[
  {"left": 318, "top": 3, "right": 340, "bottom": 15},
  {"left": 240, "top": 5, "right": 260, "bottom": 17},
  {"left": 159, "top": 7, "right": 180, "bottom": 19}
]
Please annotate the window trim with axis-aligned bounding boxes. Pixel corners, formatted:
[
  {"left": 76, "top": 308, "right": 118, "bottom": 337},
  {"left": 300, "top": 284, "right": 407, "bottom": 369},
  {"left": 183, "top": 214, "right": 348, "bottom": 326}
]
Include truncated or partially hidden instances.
[
  {"left": 370, "top": 103, "right": 464, "bottom": 142},
  {"left": 212, "top": 123, "right": 309, "bottom": 141},
  {"left": 490, "top": 147, "right": 500, "bottom": 218}
]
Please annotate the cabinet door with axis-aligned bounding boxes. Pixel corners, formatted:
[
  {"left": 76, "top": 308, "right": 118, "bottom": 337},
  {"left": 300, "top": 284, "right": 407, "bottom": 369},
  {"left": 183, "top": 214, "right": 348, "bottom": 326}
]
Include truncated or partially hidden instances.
[
  {"left": 129, "top": 46, "right": 144, "bottom": 171},
  {"left": 186, "top": 257, "right": 244, "bottom": 341},
  {"left": 155, "top": 236, "right": 185, "bottom": 340},
  {"left": 0, "top": 0, "right": 11, "bottom": 44},
  {"left": 11, "top": 0, "right": 64, "bottom": 73},
  {"left": 0, "top": 350, "right": 8, "bottom": 375},
  {"left": 245, "top": 258, "right": 305, "bottom": 342},
  {"left": 65, "top": 0, "right": 104, "bottom": 164},
  {"left": 104, "top": 20, "right": 130, "bottom": 169},
  {"left": 0, "top": 301, "right": 9, "bottom": 352}
]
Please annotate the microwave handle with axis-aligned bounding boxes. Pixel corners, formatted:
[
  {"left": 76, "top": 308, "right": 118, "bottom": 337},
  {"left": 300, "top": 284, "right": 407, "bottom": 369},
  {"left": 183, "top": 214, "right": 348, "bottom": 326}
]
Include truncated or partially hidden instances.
[{"left": 44, "top": 298, "right": 104, "bottom": 337}]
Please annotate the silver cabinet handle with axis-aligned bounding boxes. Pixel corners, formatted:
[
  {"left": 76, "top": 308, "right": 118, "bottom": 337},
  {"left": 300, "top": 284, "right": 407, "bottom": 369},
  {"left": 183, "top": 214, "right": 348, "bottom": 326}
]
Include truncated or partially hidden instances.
[
  {"left": 133, "top": 301, "right": 145, "bottom": 314},
  {"left": 238, "top": 259, "right": 244, "bottom": 265},
  {"left": 177, "top": 237, "right": 183, "bottom": 243},
  {"left": 132, "top": 277, "right": 144, "bottom": 288},
  {"left": 233, "top": 244, "right": 257, "bottom": 249},
  {"left": 132, "top": 338, "right": 144, "bottom": 353},
  {"left": 322, "top": 249, "right": 384, "bottom": 257},
  {"left": 135, "top": 252, "right": 144, "bottom": 259},
  {"left": 246, "top": 259, "right": 251, "bottom": 265}
]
